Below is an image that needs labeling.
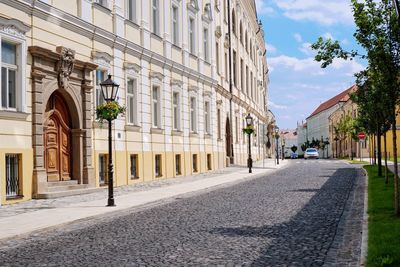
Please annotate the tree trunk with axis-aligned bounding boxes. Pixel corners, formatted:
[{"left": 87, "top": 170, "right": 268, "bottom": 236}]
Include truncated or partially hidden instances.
[
  {"left": 384, "top": 131, "right": 388, "bottom": 184},
  {"left": 377, "top": 126, "right": 382, "bottom": 176},
  {"left": 391, "top": 108, "right": 399, "bottom": 216},
  {"left": 373, "top": 135, "right": 376, "bottom": 165}
]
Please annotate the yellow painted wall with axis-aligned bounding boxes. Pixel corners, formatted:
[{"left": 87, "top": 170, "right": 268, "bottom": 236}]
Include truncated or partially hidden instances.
[{"left": 0, "top": 149, "right": 33, "bottom": 205}]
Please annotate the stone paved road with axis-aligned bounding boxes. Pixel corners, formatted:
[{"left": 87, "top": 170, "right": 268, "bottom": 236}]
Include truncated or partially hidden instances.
[{"left": 0, "top": 160, "right": 365, "bottom": 267}]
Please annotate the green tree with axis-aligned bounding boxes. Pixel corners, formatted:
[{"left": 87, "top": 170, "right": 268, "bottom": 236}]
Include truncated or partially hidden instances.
[{"left": 311, "top": 0, "right": 400, "bottom": 215}]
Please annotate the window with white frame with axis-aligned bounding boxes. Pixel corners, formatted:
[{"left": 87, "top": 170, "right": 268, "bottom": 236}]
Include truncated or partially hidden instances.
[
  {"left": 216, "top": 42, "right": 220, "bottom": 73},
  {"left": 96, "top": 69, "right": 107, "bottom": 107},
  {"left": 224, "top": 52, "right": 228, "bottom": 81},
  {"left": 172, "top": 5, "right": 179, "bottom": 46},
  {"left": 189, "top": 17, "right": 195, "bottom": 54},
  {"left": 217, "top": 108, "right": 221, "bottom": 139},
  {"left": 233, "top": 50, "right": 237, "bottom": 87},
  {"left": 204, "top": 101, "right": 210, "bottom": 134},
  {"left": 172, "top": 92, "right": 180, "bottom": 130},
  {"left": 152, "top": 85, "right": 161, "bottom": 128},
  {"left": 190, "top": 97, "right": 197, "bottom": 132},
  {"left": 95, "top": 0, "right": 107, "bottom": 7},
  {"left": 127, "top": 0, "right": 136, "bottom": 22},
  {"left": 240, "top": 58, "right": 244, "bottom": 91},
  {"left": 152, "top": 0, "right": 160, "bottom": 35},
  {"left": 1, "top": 41, "right": 17, "bottom": 110},
  {"left": 127, "top": 78, "right": 137, "bottom": 124},
  {"left": 203, "top": 27, "right": 209, "bottom": 62}
]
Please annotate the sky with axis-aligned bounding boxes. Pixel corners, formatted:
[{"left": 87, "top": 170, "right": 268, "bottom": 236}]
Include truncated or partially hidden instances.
[{"left": 255, "top": 0, "right": 366, "bottom": 129}]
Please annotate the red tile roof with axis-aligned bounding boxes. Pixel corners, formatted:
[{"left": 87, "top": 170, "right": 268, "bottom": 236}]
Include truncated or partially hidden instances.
[{"left": 307, "top": 85, "right": 357, "bottom": 118}]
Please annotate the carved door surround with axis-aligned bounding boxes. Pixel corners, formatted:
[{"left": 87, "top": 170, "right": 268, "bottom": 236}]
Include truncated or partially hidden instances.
[{"left": 29, "top": 46, "right": 97, "bottom": 197}]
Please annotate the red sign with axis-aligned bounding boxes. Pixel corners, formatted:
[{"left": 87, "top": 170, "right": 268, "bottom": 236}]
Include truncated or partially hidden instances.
[{"left": 358, "top": 132, "right": 366, "bottom": 140}]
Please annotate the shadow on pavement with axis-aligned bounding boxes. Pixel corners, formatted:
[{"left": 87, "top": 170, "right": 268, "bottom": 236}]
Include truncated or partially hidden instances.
[{"left": 210, "top": 168, "right": 358, "bottom": 266}]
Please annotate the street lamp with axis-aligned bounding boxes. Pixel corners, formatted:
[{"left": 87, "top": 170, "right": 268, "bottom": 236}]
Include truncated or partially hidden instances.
[
  {"left": 334, "top": 136, "right": 339, "bottom": 158},
  {"left": 100, "top": 74, "right": 120, "bottom": 207},
  {"left": 325, "top": 137, "right": 330, "bottom": 158},
  {"left": 274, "top": 126, "right": 280, "bottom": 165},
  {"left": 245, "top": 114, "right": 254, "bottom": 173}
]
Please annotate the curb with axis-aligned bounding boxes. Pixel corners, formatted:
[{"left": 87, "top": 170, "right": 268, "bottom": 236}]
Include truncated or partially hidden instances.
[{"left": 359, "top": 167, "right": 369, "bottom": 266}]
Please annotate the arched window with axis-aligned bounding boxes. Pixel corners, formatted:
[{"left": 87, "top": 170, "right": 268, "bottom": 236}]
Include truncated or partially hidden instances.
[
  {"left": 239, "top": 21, "right": 243, "bottom": 44},
  {"left": 232, "top": 9, "right": 236, "bottom": 35}
]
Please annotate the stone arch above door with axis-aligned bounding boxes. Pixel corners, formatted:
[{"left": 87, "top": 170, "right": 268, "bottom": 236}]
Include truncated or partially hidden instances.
[{"left": 29, "top": 46, "right": 97, "bottom": 197}]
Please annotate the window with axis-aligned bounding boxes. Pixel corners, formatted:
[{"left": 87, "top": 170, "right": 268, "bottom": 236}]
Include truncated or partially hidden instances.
[
  {"left": 190, "top": 97, "right": 197, "bottom": 132},
  {"left": 127, "top": 78, "right": 137, "bottom": 124},
  {"left": 95, "top": 0, "right": 107, "bottom": 7},
  {"left": 5, "top": 154, "right": 21, "bottom": 198},
  {"left": 189, "top": 17, "right": 195, "bottom": 54},
  {"left": 224, "top": 52, "right": 228, "bottom": 81},
  {"left": 217, "top": 108, "right": 221, "bottom": 139},
  {"left": 130, "top": 154, "right": 138, "bottom": 179},
  {"left": 99, "top": 154, "right": 108, "bottom": 185},
  {"left": 239, "top": 21, "right": 243, "bottom": 44},
  {"left": 233, "top": 50, "right": 237, "bottom": 86},
  {"left": 96, "top": 69, "right": 106, "bottom": 107},
  {"left": 172, "top": 5, "right": 179, "bottom": 45},
  {"left": 245, "top": 31, "right": 248, "bottom": 52},
  {"left": 173, "top": 92, "right": 180, "bottom": 130},
  {"left": 152, "top": 0, "right": 160, "bottom": 35},
  {"left": 250, "top": 71, "right": 253, "bottom": 99},
  {"left": 127, "top": 0, "right": 136, "bottom": 22},
  {"left": 203, "top": 28, "right": 209, "bottom": 62},
  {"left": 250, "top": 40, "right": 253, "bottom": 59},
  {"left": 175, "top": 154, "right": 181, "bottom": 175},
  {"left": 152, "top": 85, "right": 161, "bottom": 128},
  {"left": 231, "top": 10, "right": 236, "bottom": 35},
  {"left": 216, "top": 42, "right": 220, "bottom": 73},
  {"left": 192, "top": 154, "right": 198, "bottom": 172},
  {"left": 155, "top": 154, "right": 162, "bottom": 177},
  {"left": 207, "top": 154, "right": 212, "bottom": 171},
  {"left": 1, "top": 41, "right": 17, "bottom": 110},
  {"left": 240, "top": 58, "right": 244, "bottom": 91},
  {"left": 246, "top": 65, "right": 249, "bottom": 95},
  {"left": 204, "top": 101, "right": 210, "bottom": 134}
]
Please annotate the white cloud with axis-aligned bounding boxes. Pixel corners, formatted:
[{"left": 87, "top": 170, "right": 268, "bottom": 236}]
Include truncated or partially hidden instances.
[
  {"left": 265, "top": 42, "right": 277, "bottom": 54},
  {"left": 255, "top": 0, "right": 275, "bottom": 15},
  {"left": 299, "top": 42, "right": 313, "bottom": 56},
  {"left": 322, "top": 32, "right": 334, "bottom": 40},
  {"left": 268, "top": 55, "right": 364, "bottom": 76},
  {"left": 269, "top": 100, "right": 288, "bottom": 110},
  {"left": 271, "top": 0, "right": 354, "bottom": 26},
  {"left": 294, "top": 33, "right": 303, "bottom": 43}
]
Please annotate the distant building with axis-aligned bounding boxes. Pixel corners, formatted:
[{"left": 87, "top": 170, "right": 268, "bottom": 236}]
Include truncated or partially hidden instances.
[
  {"left": 280, "top": 129, "right": 298, "bottom": 158},
  {"left": 305, "top": 85, "right": 356, "bottom": 156},
  {"left": 296, "top": 122, "right": 307, "bottom": 156}
]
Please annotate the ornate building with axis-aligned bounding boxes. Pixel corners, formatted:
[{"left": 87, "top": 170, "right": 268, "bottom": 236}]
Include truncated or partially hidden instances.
[{"left": 0, "top": 0, "right": 269, "bottom": 204}]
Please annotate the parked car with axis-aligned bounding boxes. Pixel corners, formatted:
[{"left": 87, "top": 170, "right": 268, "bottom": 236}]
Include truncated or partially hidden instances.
[{"left": 304, "top": 148, "right": 319, "bottom": 159}]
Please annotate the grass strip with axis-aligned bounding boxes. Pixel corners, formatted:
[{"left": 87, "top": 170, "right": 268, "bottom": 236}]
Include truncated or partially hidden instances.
[{"left": 364, "top": 165, "right": 400, "bottom": 267}]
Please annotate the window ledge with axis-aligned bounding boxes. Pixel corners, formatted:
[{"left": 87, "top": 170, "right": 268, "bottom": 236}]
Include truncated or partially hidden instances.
[
  {"left": 151, "top": 128, "right": 164, "bottom": 134},
  {"left": 189, "top": 132, "right": 199, "bottom": 138},
  {"left": 0, "top": 111, "right": 29, "bottom": 121},
  {"left": 6, "top": 195, "right": 24, "bottom": 200},
  {"left": 125, "top": 125, "right": 141, "bottom": 132},
  {"left": 172, "top": 130, "right": 183, "bottom": 136},
  {"left": 189, "top": 53, "right": 198, "bottom": 59},
  {"left": 93, "top": 2, "right": 111, "bottom": 13},
  {"left": 125, "top": 19, "right": 140, "bottom": 29},
  {"left": 151, "top": 33, "right": 163, "bottom": 41},
  {"left": 204, "top": 60, "right": 211, "bottom": 66},
  {"left": 172, "top": 44, "right": 182, "bottom": 50}
]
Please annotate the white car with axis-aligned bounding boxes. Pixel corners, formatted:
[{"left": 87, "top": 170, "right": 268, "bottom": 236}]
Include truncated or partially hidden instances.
[{"left": 304, "top": 148, "right": 319, "bottom": 159}]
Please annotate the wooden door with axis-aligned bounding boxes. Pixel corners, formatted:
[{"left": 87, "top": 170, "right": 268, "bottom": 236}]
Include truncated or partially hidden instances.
[{"left": 44, "top": 93, "right": 71, "bottom": 182}]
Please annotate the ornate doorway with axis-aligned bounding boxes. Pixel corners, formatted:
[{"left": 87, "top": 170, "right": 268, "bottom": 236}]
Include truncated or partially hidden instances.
[{"left": 44, "top": 92, "right": 72, "bottom": 182}]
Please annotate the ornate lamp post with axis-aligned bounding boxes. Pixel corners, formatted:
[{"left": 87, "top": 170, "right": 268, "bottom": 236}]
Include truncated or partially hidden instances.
[
  {"left": 274, "top": 126, "right": 280, "bottom": 165},
  {"left": 245, "top": 114, "right": 254, "bottom": 173},
  {"left": 100, "top": 74, "right": 120, "bottom": 207}
]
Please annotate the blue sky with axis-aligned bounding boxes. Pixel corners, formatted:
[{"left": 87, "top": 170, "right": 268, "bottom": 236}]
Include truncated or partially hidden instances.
[{"left": 255, "top": 0, "right": 366, "bottom": 129}]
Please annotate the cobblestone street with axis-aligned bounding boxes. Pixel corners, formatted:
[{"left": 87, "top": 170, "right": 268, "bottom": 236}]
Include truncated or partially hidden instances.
[{"left": 0, "top": 160, "right": 365, "bottom": 267}]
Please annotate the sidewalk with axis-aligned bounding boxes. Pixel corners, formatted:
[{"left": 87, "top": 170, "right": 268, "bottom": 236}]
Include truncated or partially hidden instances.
[{"left": 0, "top": 159, "right": 288, "bottom": 241}]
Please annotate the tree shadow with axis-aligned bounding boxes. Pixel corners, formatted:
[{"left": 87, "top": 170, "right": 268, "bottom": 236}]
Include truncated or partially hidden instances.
[{"left": 210, "top": 168, "right": 359, "bottom": 266}]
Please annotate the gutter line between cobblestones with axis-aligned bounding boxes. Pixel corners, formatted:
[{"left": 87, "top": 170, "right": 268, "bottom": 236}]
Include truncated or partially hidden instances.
[{"left": 359, "top": 168, "right": 369, "bottom": 267}]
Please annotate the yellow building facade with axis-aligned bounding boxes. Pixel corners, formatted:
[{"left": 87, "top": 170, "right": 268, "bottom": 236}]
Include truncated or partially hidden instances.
[{"left": 0, "top": 0, "right": 269, "bottom": 204}]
